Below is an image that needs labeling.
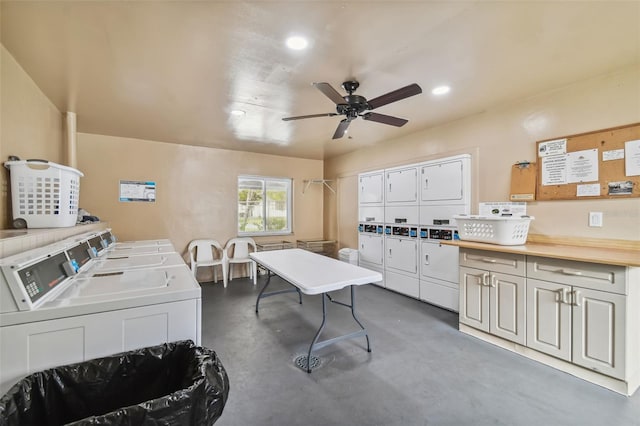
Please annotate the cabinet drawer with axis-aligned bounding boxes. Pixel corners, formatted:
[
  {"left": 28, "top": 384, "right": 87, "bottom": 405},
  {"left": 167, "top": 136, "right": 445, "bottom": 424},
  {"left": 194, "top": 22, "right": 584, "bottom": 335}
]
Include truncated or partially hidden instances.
[
  {"left": 460, "top": 249, "right": 525, "bottom": 276},
  {"left": 527, "top": 256, "right": 627, "bottom": 295}
]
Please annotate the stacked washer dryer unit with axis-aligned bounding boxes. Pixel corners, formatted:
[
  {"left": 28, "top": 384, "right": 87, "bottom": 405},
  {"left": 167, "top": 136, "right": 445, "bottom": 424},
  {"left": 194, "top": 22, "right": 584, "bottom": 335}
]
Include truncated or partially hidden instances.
[
  {"left": 0, "top": 230, "right": 201, "bottom": 395},
  {"left": 418, "top": 155, "right": 471, "bottom": 311},
  {"left": 357, "top": 171, "right": 385, "bottom": 282},
  {"left": 383, "top": 164, "right": 420, "bottom": 298},
  {"left": 357, "top": 154, "right": 471, "bottom": 311}
]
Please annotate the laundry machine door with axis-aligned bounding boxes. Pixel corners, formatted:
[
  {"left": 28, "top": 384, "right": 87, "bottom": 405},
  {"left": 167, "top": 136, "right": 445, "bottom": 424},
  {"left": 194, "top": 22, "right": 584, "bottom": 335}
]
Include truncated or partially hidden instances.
[
  {"left": 385, "top": 237, "right": 418, "bottom": 275},
  {"left": 358, "top": 234, "right": 383, "bottom": 267},
  {"left": 421, "top": 241, "right": 459, "bottom": 284}
]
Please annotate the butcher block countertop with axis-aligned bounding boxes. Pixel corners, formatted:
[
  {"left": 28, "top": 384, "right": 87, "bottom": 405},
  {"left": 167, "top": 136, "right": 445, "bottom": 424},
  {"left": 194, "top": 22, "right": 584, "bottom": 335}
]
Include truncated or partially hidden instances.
[{"left": 442, "top": 236, "right": 640, "bottom": 267}]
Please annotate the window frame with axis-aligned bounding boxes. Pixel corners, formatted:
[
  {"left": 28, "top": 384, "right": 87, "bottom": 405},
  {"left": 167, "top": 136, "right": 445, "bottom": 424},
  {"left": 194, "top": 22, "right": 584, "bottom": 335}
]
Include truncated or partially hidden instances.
[{"left": 237, "top": 175, "right": 293, "bottom": 236}]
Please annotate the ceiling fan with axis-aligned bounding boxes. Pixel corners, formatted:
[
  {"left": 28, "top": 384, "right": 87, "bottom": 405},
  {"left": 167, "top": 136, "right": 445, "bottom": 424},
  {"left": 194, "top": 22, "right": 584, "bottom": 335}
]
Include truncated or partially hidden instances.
[{"left": 282, "top": 80, "right": 422, "bottom": 139}]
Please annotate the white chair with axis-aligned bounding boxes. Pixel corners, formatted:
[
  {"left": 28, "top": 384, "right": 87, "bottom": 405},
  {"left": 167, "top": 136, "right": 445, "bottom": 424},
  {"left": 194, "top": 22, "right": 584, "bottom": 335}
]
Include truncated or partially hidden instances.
[
  {"left": 188, "top": 239, "right": 228, "bottom": 286},
  {"left": 225, "top": 237, "right": 257, "bottom": 285}
]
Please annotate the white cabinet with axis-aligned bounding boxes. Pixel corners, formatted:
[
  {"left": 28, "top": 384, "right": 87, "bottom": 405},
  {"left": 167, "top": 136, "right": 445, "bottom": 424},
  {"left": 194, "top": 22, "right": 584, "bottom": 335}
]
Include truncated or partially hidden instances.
[
  {"left": 458, "top": 247, "right": 639, "bottom": 395},
  {"left": 359, "top": 172, "right": 384, "bottom": 204},
  {"left": 0, "top": 299, "right": 199, "bottom": 395},
  {"left": 386, "top": 167, "right": 418, "bottom": 204},
  {"left": 459, "top": 250, "right": 526, "bottom": 345},
  {"left": 419, "top": 155, "right": 470, "bottom": 205},
  {"left": 526, "top": 256, "right": 627, "bottom": 380}
]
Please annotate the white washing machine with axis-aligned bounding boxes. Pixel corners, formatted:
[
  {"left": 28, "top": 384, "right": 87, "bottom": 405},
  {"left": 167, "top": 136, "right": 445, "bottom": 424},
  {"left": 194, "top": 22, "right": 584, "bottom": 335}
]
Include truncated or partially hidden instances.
[
  {"left": 0, "top": 233, "right": 201, "bottom": 395},
  {"left": 419, "top": 227, "right": 460, "bottom": 312},
  {"left": 384, "top": 225, "right": 419, "bottom": 299},
  {"left": 357, "top": 223, "right": 384, "bottom": 285}
]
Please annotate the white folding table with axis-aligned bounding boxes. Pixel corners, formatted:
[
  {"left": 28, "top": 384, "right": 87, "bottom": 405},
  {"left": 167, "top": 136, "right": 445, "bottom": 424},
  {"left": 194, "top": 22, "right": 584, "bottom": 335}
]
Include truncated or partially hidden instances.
[{"left": 250, "top": 249, "right": 383, "bottom": 372}]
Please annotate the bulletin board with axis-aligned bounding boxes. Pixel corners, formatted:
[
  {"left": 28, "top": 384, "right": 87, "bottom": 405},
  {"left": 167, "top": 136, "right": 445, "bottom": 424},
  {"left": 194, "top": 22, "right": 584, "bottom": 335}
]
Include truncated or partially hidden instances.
[{"left": 535, "top": 123, "right": 640, "bottom": 201}]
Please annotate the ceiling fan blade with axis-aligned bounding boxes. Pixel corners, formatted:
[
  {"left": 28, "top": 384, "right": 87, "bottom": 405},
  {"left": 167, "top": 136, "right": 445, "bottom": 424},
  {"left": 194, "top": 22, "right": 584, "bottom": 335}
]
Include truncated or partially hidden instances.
[
  {"left": 366, "top": 83, "right": 422, "bottom": 110},
  {"left": 313, "top": 82, "right": 347, "bottom": 105},
  {"left": 282, "top": 113, "right": 338, "bottom": 121},
  {"left": 332, "top": 119, "right": 351, "bottom": 139},
  {"left": 362, "top": 112, "right": 408, "bottom": 127}
]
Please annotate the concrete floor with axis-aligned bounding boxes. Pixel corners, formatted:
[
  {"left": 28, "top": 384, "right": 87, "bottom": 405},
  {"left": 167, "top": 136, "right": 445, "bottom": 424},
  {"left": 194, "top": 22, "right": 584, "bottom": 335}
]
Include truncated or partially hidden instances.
[{"left": 201, "top": 275, "right": 640, "bottom": 426}]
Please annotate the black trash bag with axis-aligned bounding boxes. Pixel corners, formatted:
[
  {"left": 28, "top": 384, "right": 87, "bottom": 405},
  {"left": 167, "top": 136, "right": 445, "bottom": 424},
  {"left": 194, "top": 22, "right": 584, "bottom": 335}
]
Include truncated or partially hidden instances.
[{"left": 0, "top": 340, "right": 229, "bottom": 426}]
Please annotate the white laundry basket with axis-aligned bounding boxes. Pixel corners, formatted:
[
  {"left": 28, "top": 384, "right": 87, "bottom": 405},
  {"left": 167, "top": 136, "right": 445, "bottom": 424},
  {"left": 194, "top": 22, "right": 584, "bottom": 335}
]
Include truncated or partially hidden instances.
[
  {"left": 338, "top": 248, "right": 359, "bottom": 265},
  {"left": 4, "top": 160, "right": 84, "bottom": 228},
  {"left": 454, "top": 215, "right": 534, "bottom": 246}
]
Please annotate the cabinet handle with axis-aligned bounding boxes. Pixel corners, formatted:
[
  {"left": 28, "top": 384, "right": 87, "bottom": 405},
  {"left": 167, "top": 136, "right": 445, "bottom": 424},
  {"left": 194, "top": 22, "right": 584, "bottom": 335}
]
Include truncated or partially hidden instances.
[
  {"left": 556, "top": 288, "right": 570, "bottom": 304},
  {"left": 481, "top": 272, "right": 490, "bottom": 286},
  {"left": 573, "top": 290, "right": 581, "bottom": 306},
  {"left": 425, "top": 254, "right": 429, "bottom": 265},
  {"left": 490, "top": 274, "right": 497, "bottom": 288},
  {"left": 389, "top": 248, "right": 392, "bottom": 257},
  {"left": 481, "top": 258, "right": 497, "bottom": 264},
  {"left": 425, "top": 178, "right": 428, "bottom": 190},
  {"left": 560, "top": 269, "right": 583, "bottom": 276}
]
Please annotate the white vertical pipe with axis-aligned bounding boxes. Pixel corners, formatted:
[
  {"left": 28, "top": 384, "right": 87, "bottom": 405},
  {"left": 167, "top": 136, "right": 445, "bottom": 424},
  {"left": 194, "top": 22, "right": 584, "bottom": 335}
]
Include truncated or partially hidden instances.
[{"left": 65, "top": 111, "right": 77, "bottom": 169}]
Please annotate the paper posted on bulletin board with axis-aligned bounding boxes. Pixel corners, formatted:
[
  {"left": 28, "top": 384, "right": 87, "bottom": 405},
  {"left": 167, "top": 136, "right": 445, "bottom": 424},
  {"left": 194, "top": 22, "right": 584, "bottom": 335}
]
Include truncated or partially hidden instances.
[
  {"left": 535, "top": 123, "right": 640, "bottom": 200},
  {"left": 119, "top": 180, "right": 156, "bottom": 202}
]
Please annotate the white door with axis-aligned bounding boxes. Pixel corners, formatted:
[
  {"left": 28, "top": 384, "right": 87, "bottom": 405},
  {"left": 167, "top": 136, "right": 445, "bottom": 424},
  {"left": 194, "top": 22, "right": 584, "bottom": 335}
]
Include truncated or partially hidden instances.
[
  {"left": 459, "top": 266, "right": 489, "bottom": 332},
  {"left": 359, "top": 173, "right": 384, "bottom": 204},
  {"left": 489, "top": 272, "right": 526, "bottom": 345},
  {"left": 526, "top": 279, "right": 572, "bottom": 361},
  {"left": 386, "top": 168, "right": 418, "bottom": 203},
  {"left": 420, "top": 241, "right": 459, "bottom": 284},
  {"left": 385, "top": 237, "right": 417, "bottom": 274},
  {"left": 572, "top": 287, "right": 626, "bottom": 380},
  {"left": 358, "top": 234, "right": 384, "bottom": 267},
  {"left": 420, "top": 160, "right": 464, "bottom": 203}
]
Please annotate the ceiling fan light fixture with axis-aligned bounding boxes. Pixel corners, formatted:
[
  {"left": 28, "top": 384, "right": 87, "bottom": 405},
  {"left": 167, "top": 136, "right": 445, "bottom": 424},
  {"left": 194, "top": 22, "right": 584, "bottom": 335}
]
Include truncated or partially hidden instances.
[
  {"left": 285, "top": 35, "right": 308, "bottom": 50},
  {"left": 431, "top": 85, "right": 451, "bottom": 96}
]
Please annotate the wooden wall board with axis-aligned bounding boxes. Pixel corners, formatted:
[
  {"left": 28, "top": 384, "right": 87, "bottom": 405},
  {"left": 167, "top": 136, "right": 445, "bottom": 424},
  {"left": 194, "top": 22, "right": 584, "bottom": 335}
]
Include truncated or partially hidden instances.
[
  {"left": 536, "top": 123, "right": 640, "bottom": 200},
  {"left": 510, "top": 162, "right": 536, "bottom": 201}
]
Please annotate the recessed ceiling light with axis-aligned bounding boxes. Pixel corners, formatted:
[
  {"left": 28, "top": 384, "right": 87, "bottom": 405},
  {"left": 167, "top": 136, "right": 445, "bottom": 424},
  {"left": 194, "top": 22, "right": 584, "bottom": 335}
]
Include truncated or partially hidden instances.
[
  {"left": 230, "top": 109, "right": 246, "bottom": 116},
  {"left": 432, "top": 85, "right": 451, "bottom": 96},
  {"left": 286, "top": 35, "right": 308, "bottom": 50}
]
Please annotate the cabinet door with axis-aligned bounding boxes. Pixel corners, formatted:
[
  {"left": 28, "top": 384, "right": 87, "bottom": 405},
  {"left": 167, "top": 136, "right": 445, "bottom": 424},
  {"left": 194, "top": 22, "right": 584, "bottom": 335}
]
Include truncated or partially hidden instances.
[
  {"left": 572, "top": 288, "right": 626, "bottom": 380},
  {"left": 420, "top": 160, "right": 464, "bottom": 203},
  {"left": 358, "top": 234, "right": 384, "bottom": 266},
  {"left": 489, "top": 272, "right": 526, "bottom": 345},
  {"left": 526, "top": 279, "right": 572, "bottom": 361},
  {"left": 385, "top": 237, "right": 417, "bottom": 274},
  {"left": 386, "top": 168, "right": 417, "bottom": 203},
  {"left": 359, "top": 173, "right": 384, "bottom": 204},
  {"left": 459, "top": 266, "right": 489, "bottom": 332}
]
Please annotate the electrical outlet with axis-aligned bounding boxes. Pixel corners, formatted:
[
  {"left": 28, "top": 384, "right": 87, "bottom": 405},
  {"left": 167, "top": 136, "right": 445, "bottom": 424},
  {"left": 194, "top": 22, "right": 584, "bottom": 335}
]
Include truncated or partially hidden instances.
[{"left": 589, "top": 212, "right": 603, "bottom": 227}]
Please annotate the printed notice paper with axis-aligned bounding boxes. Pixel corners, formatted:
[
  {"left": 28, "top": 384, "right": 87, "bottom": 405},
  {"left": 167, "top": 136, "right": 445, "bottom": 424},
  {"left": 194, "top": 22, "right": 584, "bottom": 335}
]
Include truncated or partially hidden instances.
[
  {"left": 119, "top": 180, "right": 156, "bottom": 202},
  {"left": 567, "top": 149, "right": 598, "bottom": 183},
  {"left": 577, "top": 183, "right": 600, "bottom": 197},
  {"left": 538, "top": 138, "right": 567, "bottom": 157},
  {"left": 541, "top": 155, "right": 567, "bottom": 185},
  {"left": 625, "top": 139, "right": 640, "bottom": 177}
]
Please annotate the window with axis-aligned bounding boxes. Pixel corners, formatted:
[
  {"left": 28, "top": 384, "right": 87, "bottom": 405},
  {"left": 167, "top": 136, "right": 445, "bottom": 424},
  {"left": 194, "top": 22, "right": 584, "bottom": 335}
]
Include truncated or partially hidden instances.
[{"left": 238, "top": 176, "right": 292, "bottom": 235}]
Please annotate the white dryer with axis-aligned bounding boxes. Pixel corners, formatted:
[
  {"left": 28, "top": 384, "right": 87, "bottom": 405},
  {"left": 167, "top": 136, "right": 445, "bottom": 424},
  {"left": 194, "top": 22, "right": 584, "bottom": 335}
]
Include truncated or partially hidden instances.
[{"left": 0, "top": 235, "right": 201, "bottom": 395}]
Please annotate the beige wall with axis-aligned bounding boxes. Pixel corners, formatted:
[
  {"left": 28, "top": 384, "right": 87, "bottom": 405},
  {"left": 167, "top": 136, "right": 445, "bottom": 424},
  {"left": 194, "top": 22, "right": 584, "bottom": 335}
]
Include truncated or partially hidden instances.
[
  {"left": 325, "top": 64, "right": 640, "bottom": 249},
  {"left": 77, "top": 133, "right": 324, "bottom": 259},
  {"left": 0, "top": 45, "right": 64, "bottom": 228}
]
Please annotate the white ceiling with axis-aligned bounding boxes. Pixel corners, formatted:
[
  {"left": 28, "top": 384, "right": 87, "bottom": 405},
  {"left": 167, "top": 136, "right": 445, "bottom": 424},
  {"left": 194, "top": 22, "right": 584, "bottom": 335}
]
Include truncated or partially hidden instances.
[{"left": 2, "top": 1, "right": 639, "bottom": 160}]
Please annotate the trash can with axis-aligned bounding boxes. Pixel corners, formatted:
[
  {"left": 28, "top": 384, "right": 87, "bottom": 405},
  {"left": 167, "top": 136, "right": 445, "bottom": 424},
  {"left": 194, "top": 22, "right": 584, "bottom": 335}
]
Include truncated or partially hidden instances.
[
  {"left": 0, "top": 340, "right": 229, "bottom": 426},
  {"left": 338, "top": 248, "right": 359, "bottom": 265}
]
